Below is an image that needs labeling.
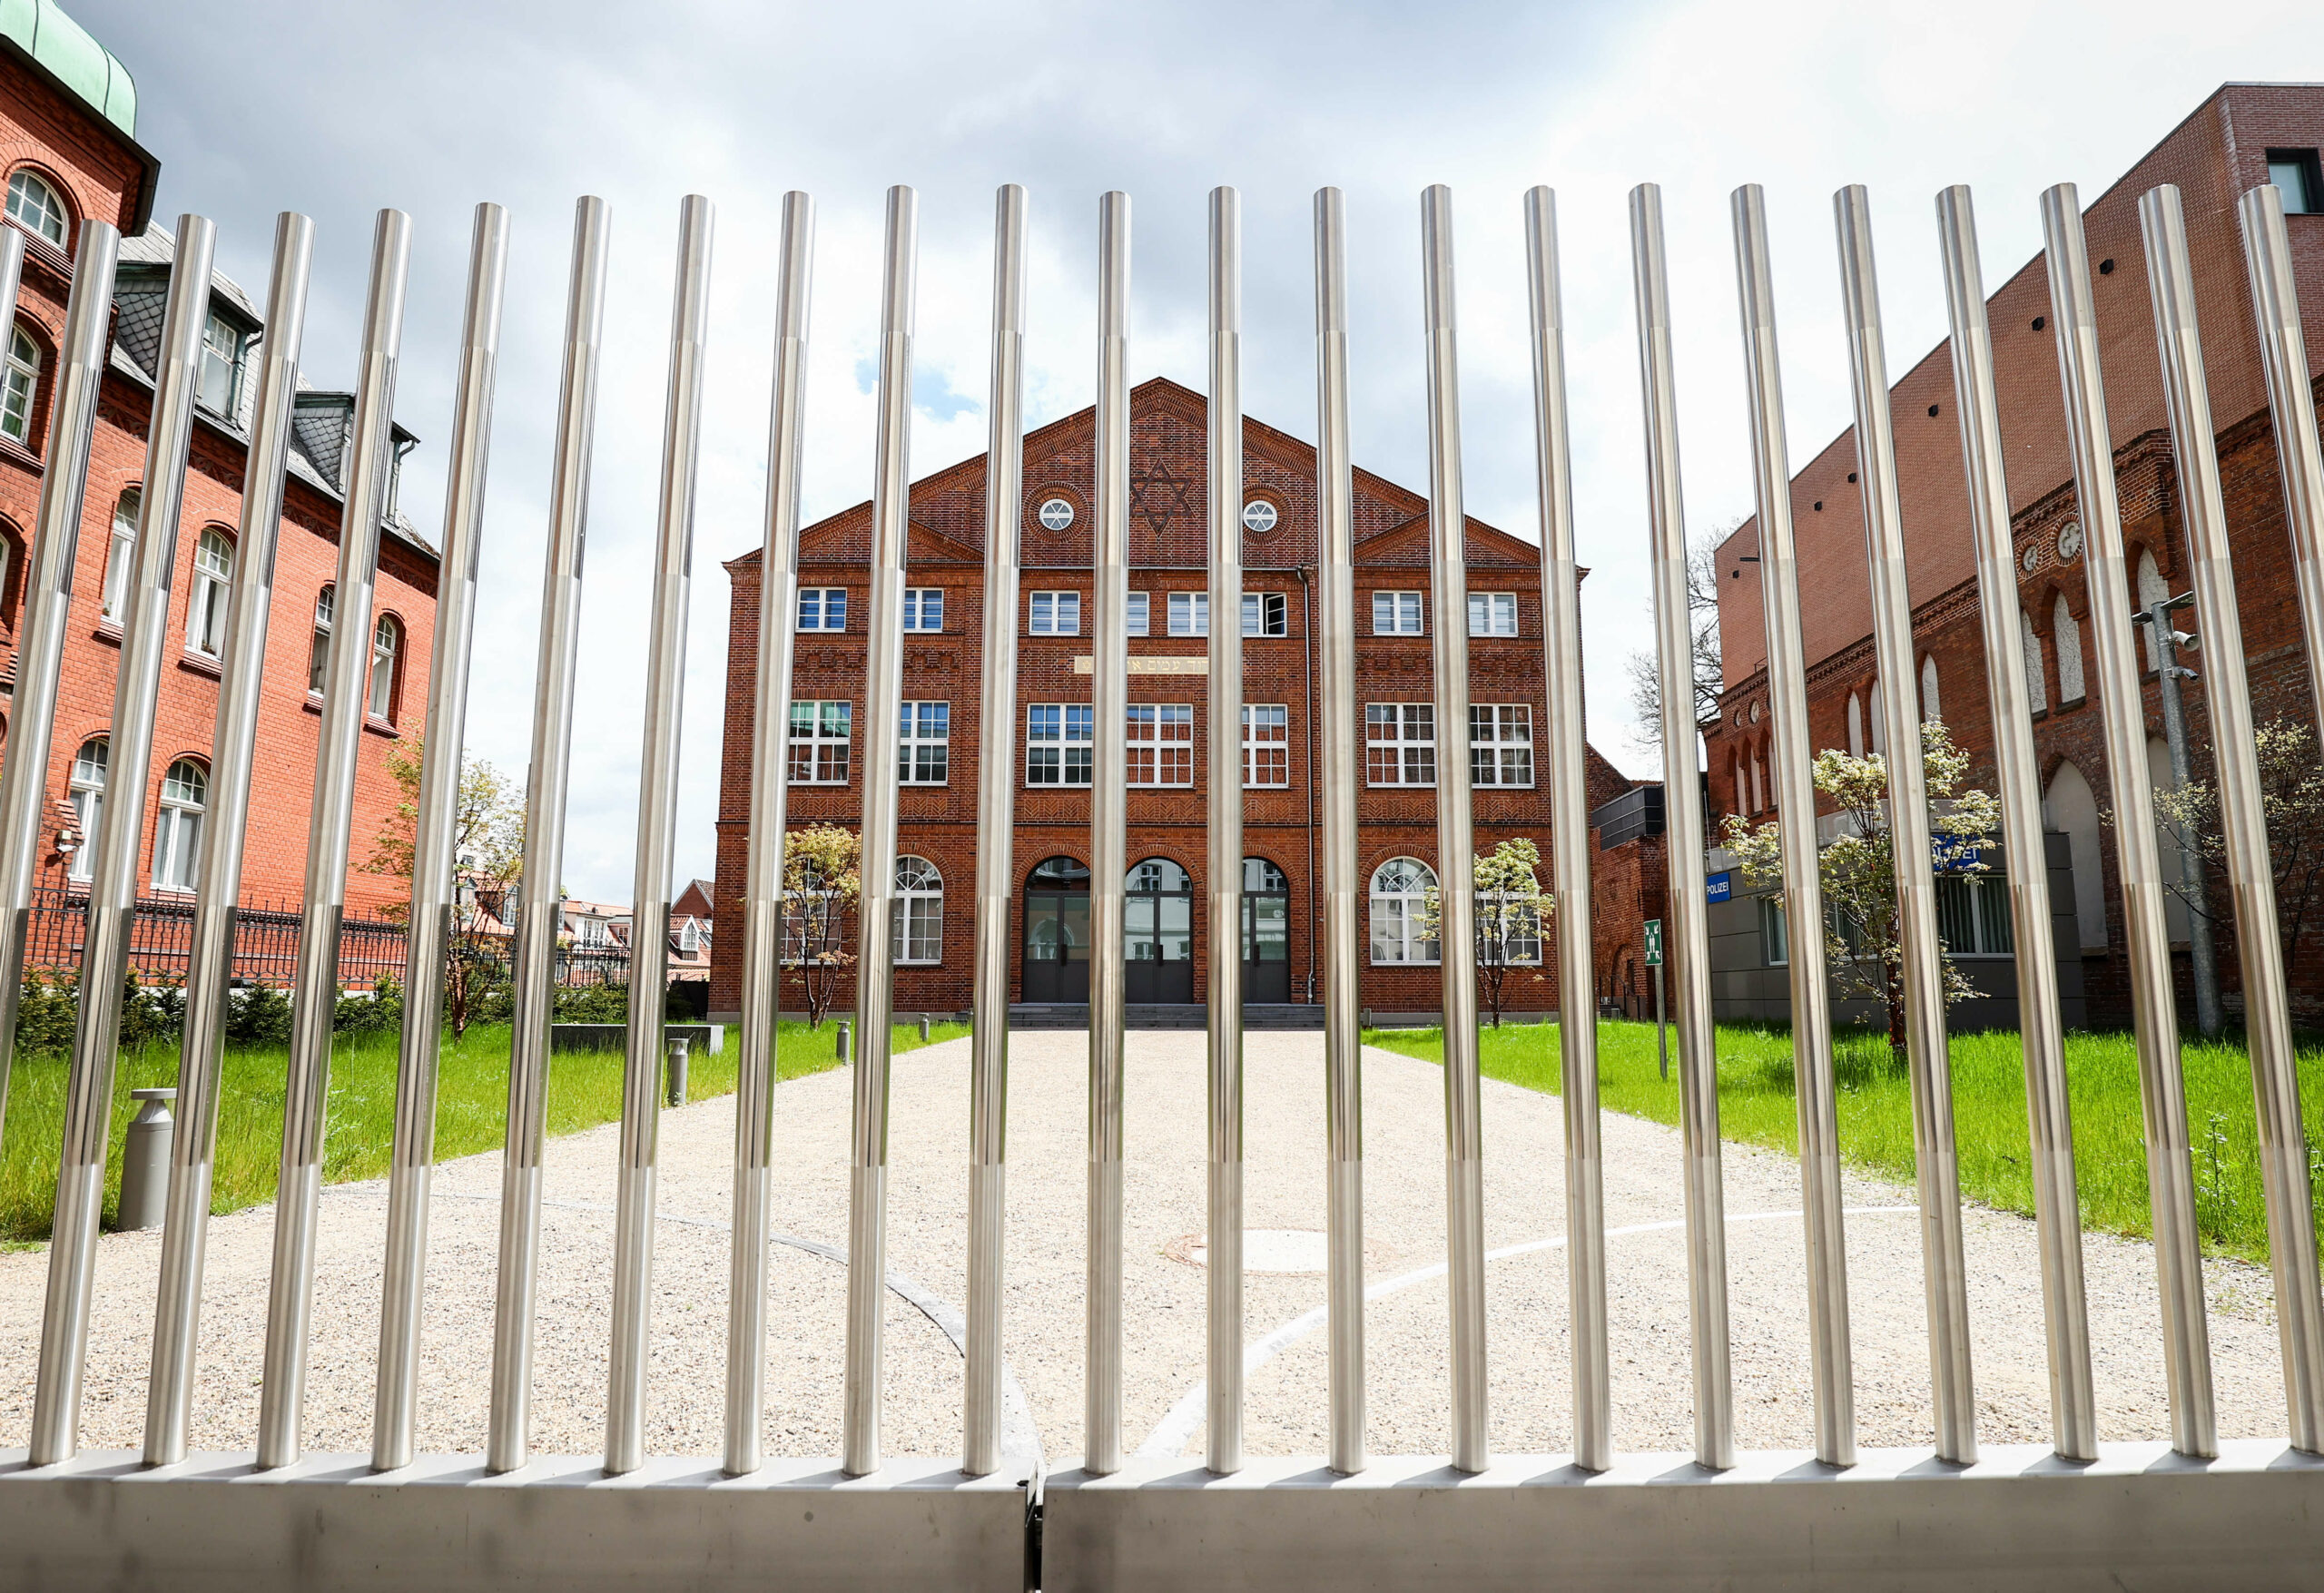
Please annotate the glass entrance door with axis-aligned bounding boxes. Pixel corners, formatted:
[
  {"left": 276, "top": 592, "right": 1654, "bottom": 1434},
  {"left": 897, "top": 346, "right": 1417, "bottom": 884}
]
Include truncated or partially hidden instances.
[
  {"left": 1022, "top": 855, "right": 1090, "bottom": 1002},
  {"left": 1125, "top": 857, "right": 1195, "bottom": 1004},
  {"left": 1240, "top": 857, "right": 1292, "bottom": 1004}
]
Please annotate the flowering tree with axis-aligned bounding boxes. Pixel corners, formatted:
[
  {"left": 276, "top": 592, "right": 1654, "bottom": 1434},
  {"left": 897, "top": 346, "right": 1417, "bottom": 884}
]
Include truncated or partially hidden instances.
[
  {"left": 2151, "top": 715, "right": 2324, "bottom": 1001},
  {"left": 1422, "top": 836, "right": 1552, "bottom": 1028},
  {"left": 364, "top": 735, "right": 525, "bottom": 1035},
  {"left": 782, "top": 824, "right": 862, "bottom": 1029}
]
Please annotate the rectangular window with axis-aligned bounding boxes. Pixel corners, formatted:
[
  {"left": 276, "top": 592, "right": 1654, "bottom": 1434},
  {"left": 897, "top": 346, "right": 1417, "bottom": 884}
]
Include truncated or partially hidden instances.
[
  {"left": 1127, "top": 592, "right": 1150, "bottom": 637},
  {"left": 1026, "top": 703, "right": 1094, "bottom": 785},
  {"left": 2268, "top": 147, "right": 2323, "bottom": 215},
  {"left": 898, "top": 700, "right": 950, "bottom": 784},
  {"left": 1468, "top": 592, "right": 1517, "bottom": 637},
  {"left": 1242, "top": 703, "right": 1289, "bottom": 787},
  {"left": 1167, "top": 591, "right": 1208, "bottom": 637},
  {"left": 197, "top": 310, "right": 242, "bottom": 417},
  {"left": 1469, "top": 704, "right": 1534, "bottom": 788},
  {"left": 1126, "top": 703, "right": 1194, "bottom": 786},
  {"left": 1365, "top": 703, "right": 1435, "bottom": 786},
  {"left": 1760, "top": 896, "right": 1788, "bottom": 967},
  {"left": 797, "top": 586, "right": 847, "bottom": 632},
  {"left": 901, "top": 587, "right": 944, "bottom": 632},
  {"left": 1241, "top": 591, "right": 1287, "bottom": 637},
  {"left": 1029, "top": 590, "right": 1081, "bottom": 635},
  {"left": 787, "top": 699, "right": 852, "bottom": 784},
  {"left": 1372, "top": 590, "right": 1423, "bottom": 635},
  {"left": 1935, "top": 872, "right": 2015, "bottom": 956}
]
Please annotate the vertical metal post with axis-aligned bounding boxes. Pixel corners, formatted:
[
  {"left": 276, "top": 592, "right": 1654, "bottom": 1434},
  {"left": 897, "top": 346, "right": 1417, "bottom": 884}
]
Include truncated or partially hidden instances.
[
  {"left": 488, "top": 196, "right": 610, "bottom": 1476},
  {"left": 963, "top": 182, "right": 1027, "bottom": 1480},
  {"left": 370, "top": 202, "right": 508, "bottom": 1473},
  {"left": 29, "top": 214, "right": 218, "bottom": 1467},
  {"left": 2139, "top": 609, "right": 2223, "bottom": 1037},
  {"left": 2040, "top": 182, "right": 2217, "bottom": 1458},
  {"left": 1085, "top": 189, "right": 1131, "bottom": 1479},
  {"left": 148, "top": 211, "right": 317, "bottom": 1470},
  {"left": 1521, "top": 186, "right": 1610, "bottom": 1474},
  {"left": 1935, "top": 185, "right": 2099, "bottom": 1464},
  {"left": 1418, "top": 184, "right": 1490, "bottom": 1477},
  {"left": 1828, "top": 185, "right": 1984, "bottom": 1464},
  {"left": 256, "top": 209, "right": 412, "bottom": 1471},
  {"left": 843, "top": 184, "right": 919, "bottom": 1480},
  {"left": 1205, "top": 183, "right": 1246, "bottom": 1477},
  {"left": 1312, "top": 185, "right": 1367, "bottom": 1478},
  {"left": 725, "top": 191, "right": 815, "bottom": 1479},
  {"left": 2238, "top": 182, "right": 2324, "bottom": 743},
  {"left": 606, "top": 193, "right": 715, "bottom": 1478},
  {"left": 1627, "top": 182, "right": 1735, "bottom": 1472},
  {"left": 2139, "top": 183, "right": 2324, "bottom": 1454},
  {"left": 1728, "top": 186, "right": 1855, "bottom": 1469}
]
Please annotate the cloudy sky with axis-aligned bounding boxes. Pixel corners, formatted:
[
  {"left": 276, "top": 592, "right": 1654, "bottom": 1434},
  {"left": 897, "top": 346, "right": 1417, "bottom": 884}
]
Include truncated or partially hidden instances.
[{"left": 67, "top": 0, "right": 2324, "bottom": 901}]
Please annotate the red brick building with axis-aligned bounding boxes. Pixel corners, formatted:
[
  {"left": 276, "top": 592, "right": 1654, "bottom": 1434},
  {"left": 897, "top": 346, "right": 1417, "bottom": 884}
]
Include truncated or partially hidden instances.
[
  {"left": 712, "top": 378, "right": 1636, "bottom": 1022},
  {"left": 1707, "top": 84, "right": 2324, "bottom": 1026},
  {"left": 0, "top": 6, "right": 435, "bottom": 922}
]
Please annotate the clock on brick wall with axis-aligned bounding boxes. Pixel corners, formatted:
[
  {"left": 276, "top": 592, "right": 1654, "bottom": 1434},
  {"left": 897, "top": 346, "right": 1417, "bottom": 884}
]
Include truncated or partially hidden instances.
[{"left": 2057, "top": 519, "right": 2084, "bottom": 562}]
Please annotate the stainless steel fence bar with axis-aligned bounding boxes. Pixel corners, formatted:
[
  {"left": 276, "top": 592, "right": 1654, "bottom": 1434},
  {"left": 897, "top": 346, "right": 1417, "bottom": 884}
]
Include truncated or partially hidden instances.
[
  {"left": 148, "top": 211, "right": 317, "bottom": 1469},
  {"left": 1828, "top": 184, "right": 1984, "bottom": 1464},
  {"left": 606, "top": 192, "right": 715, "bottom": 1478},
  {"left": 2040, "top": 182, "right": 2217, "bottom": 1457},
  {"left": 1205, "top": 182, "right": 1247, "bottom": 1477},
  {"left": 488, "top": 195, "right": 610, "bottom": 1475},
  {"left": 2139, "top": 182, "right": 2324, "bottom": 1454},
  {"left": 1627, "top": 182, "right": 1736, "bottom": 1471},
  {"left": 1935, "top": 184, "right": 2098, "bottom": 1464},
  {"left": 2237, "top": 184, "right": 2324, "bottom": 761},
  {"left": 843, "top": 183, "right": 920, "bottom": 1480},
  {"left": 1521, "top": 185, "right": 1610, "bottom": 1474},
  {"left": 29, "top": 213, "right": 216, "bottom": 1467},
  {"left": 725, "top": 190, "right": 814, "bottom": 1479},
  {"left": 370, "top": 202, "right": 509, "bottom": 1473},
  {"left": 256, "top": 209, "right": 412, "bottom": 1470},
  {"left": 1419, "top": 182, "right": 1489, "bottom": 1477},
  {"left": 1728, "top": 185, "right": 1854, "bottom": 1469},
  {"left": 1312, "top": 185, "right": 1366, "bottom": 1478},
  {"left": 963, "top": 182, "right": 1027, "bottom": 1480},
  {"left": 1086, "top": 188, "right": 1131, "bottom": 1479}
]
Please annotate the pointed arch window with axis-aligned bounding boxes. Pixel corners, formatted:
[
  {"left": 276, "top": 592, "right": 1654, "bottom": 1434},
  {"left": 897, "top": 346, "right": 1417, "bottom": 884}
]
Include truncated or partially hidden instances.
[
  {"left": 2021, "top": 609, "right": 2048, "bottom": 713},
  {"left": 2054, "top": 593, "right": 2085, "bottom": 703}
]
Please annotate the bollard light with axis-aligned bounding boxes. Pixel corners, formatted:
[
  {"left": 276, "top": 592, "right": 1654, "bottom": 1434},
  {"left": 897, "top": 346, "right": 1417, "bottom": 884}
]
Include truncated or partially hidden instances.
[
  {"left": 665, "top": 1033, "right": 692, "bottom": 1108},
  {"left": 115, "top": 1087, "right": 177, "bottom": 1233},
  {"left": 837, "top": 1021, "right": 851, "bottom": 1064}
]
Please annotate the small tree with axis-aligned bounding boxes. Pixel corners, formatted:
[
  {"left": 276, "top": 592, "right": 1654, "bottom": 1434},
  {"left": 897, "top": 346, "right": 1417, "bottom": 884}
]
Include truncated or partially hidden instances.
[
  {"left": 2151, "top": 715, "right": 2324, "bottom": 998},
  {"left": 1718, "top": 720, "right": 1998, "bottom": 1061},
  {"left": 1422, "top": 837, "right": 1553, "bottom": 1028},
  {"left": 781, "top": 824, "right": 862, "bottom": 1029},
  {"left": 364, "top": 735, "right": 525, "bottom": 1036},
  {"left": 1625, "top": 535, "right": 1728, "bottom": 752}
]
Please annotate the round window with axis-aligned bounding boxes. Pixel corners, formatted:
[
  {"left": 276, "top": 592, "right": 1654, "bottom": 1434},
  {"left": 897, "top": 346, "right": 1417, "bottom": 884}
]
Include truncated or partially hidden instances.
[
  {"left": 1241, "top": 499, "right": 1279, "bottom": 534},
  {"left": 1038, "top": 497, "right": 1076, "bottom": 532},
  {"left": 2056, "top": 518, "right": 2084, "bottom": 563}
]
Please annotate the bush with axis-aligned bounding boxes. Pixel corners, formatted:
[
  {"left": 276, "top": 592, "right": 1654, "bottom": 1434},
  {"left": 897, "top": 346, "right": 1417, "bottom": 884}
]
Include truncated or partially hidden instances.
[
  {"left": 15, "top": 970, "right": 77, "bottom": 1055},
  {"left": 334, "top": 974, "right": 404, "bottom": 1037},
  {"left": 552, "top": 982, "right": 628, "bottom": 1025},
  {"left": 227, "top": 981, "right": 293, "bottom": 1047}
]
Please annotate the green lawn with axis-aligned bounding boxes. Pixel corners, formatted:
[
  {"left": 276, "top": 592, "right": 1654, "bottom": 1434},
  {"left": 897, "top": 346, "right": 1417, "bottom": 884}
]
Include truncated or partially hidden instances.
[
  {"left": 0, "top": 1018, "right": 968, "bottom": 1247},
  {"left": 1364, "top": 1019, "right": 2324, "bottom": 1269}
]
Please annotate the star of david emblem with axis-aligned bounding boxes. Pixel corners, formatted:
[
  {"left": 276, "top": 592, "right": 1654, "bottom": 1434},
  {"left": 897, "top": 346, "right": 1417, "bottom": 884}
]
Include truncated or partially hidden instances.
[{"left": 1129, "top": 464, "right": 1195, "bottom": 534}]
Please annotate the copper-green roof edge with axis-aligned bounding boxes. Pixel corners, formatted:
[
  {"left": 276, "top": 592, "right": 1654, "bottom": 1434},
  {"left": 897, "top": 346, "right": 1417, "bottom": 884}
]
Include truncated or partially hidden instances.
[{"left": 0, "top": 0, "right": 134, "bottom": 136}]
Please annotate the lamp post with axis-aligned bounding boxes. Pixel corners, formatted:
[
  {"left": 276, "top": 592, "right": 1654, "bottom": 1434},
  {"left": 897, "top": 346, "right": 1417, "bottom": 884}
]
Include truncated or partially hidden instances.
[{"left": 2132, "top": 590, "right": 2221, "bottom": 1037}]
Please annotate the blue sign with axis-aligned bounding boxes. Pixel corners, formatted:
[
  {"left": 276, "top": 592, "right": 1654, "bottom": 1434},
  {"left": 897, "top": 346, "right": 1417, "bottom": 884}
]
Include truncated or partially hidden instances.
[
  {"left": 1933, "top": 837, "right": 1983, "bottom": 873},
  {"left": 1705, "top": 870, "right": 1734, "bottom": 903}
]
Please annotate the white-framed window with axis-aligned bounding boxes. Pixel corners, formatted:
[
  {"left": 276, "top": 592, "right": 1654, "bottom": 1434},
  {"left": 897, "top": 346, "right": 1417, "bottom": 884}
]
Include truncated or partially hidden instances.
[
  {"left": 102, "top": 487, "right": 139, "bottom": 624},
  {"left": 1027, "top": 703, "right": 1094, "bottom": 786},
  {"left": 1126, "top": 592, "right": 1150, "bottom": 637},
  {"left": 2, "top": 325, "right": 38, "bottom": 444},
  {"left": 1372, "top": 590, "right": 1423, "bottom": 635},
  {"left": 1036, "top": 497, "right": 1076, "bottom": 532},
  {"left": 153, "top": 758, "right": 207, "bottom": 893},
  {"left": 1029, "top": 590, "right": 1080, "bottom": 635},
  {"left": 369, "top": 614, "right": 399, "bottom": 720},
  {"left": 1241, "top": 591, "right": 1287, "bottom": 637},
  {"left": 1469, "top": 704, "right": 1534, "bottom": 788},
  {"left": 1126, "top": 703, "right": 1193, "bottom": 786},
  {"left": 1468, "top": 592, "right": 1517, "bottom": 637},
  {"left": 892, "top": 854, "right": 943, "bottom": 964},
  {"left": 1242, "top": 703, "right": 1289, "bottom": 787},
  {"left": 187, "top": 528, "right": 231, "bottom": 658},
  {"left": 308, "top": 584, "right": 333, "bottom": 695},
  {"left": 788, "top": 700, "right": 852, "bottom": 784},
  {"left": 899, "top": 699, "right": 950, "bottom": 784},
  {"left": 678, "top": 919, "right": 702, "bottom": 954},
  {"left": 1935, "top": 872, "right": 2015, "bottom": 957},
  {"left": 1241, "top": 499, "right": 1279, "bottom": 534},
  {"left": 1760, "top": 896, "right": 1788, "bottom": 966},
  {"left": 1369, "top": 857, "right": 1439, "bottom": 965},
  {"left": 902, "top": 586, "right": 944, "bottom": 632},
  {"left": 797, "top": 586, "right": 847, "bottom": 632},
  {"left": 66, "top": 735, "right": 105, "bottom": 882},
  {"left": 1364, "top": 703, "right": 1435, "bottom": 786},
  {"left": 197, "top": 310, "right": 242, "bottom": 418},
  {"left": 1167, "top": 591, "right": 1208, "bottom": 637},
  {"left": 1480, "top": 891, "right": 1543, "bottom": 965},
  {"left": 5, "top": 169, "right": 66, "bottom": 246}
]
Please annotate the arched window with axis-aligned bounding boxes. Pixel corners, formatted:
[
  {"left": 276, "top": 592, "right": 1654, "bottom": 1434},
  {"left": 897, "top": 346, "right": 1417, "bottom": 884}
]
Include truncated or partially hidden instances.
[
  {"left": 153, "top": 758, "right": 207, "bottom": 893},
  {"left": 2137, "top": 549, "right": 2170, "bottom": 670},
  {"left": 1, "top": 325, "right": 38, "bottom": 444},
  {"left": 1368, "top": 857, "right": 1439, "bottom": 966},
  {"left": 892, "top": 854, "right": 942, "bottom": 965},
  {"left": 1749, "top": 749, "right": 1765, "bottom": 814},
  {"left": 2053, "top": 593, "right": 2085, "bottom": 703},
  {"left": 2020, "top": 609, "right": 2048, "bottom": 713},
  {"left": 1846, "top": 692, "right": 1864, "bottom": 757},
  {"left": 309, "top": 584, "right": 333, "bottom": 695},
  {"left": 102, "top": 487, "right": 139, "bottom": 623},
  {"left": 1869, "top": 676, "right": 1887, "bottom": 755},
  {"left": 6, "top": 169, "right": 67, "bottom": 246},
  {"left": 368, "top": 613, "right": 400, "bottom": 720},
  {"left": 1919, "top": 654, "right": 1942, "bottom": 723},
  {"left": 66, "top": 734, "right": 105, "bottom": 881},
  {"left": 188, "top": 528, "right": 232, "bottom": 657}
]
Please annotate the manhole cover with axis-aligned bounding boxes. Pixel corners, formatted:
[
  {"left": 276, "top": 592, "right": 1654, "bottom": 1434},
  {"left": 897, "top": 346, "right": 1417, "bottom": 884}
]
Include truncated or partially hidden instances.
[{"left": 1167, "top": 1228, "right": 1330, "bottom": 1274}]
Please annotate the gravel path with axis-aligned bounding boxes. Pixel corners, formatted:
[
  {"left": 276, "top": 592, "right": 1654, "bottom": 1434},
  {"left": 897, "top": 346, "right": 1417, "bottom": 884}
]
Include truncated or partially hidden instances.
[{"left": 0, "top": 1030, "right": 2296, "bottom": 1464}]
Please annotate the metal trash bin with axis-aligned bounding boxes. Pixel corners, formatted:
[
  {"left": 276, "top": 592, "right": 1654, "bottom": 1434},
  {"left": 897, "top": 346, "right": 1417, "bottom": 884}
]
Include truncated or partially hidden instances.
[{"left": 116, "top": 1087, "right": 176, "bottom": 1232}]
